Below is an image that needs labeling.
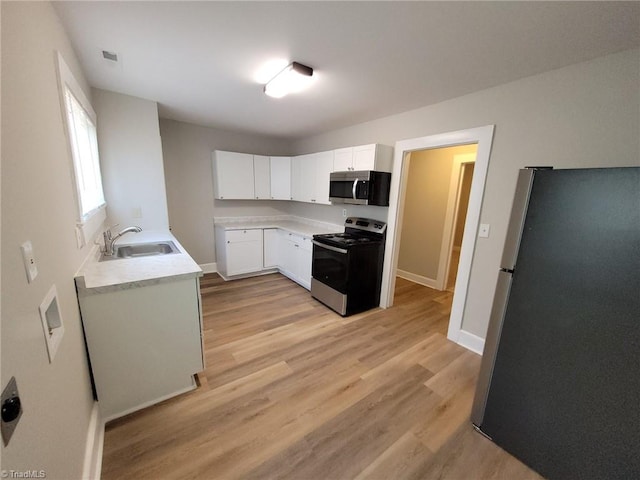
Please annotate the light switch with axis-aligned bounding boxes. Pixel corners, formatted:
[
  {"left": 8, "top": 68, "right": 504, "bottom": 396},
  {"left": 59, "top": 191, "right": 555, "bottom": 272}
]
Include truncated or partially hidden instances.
[
  {"left": 479, "top": 223, "right": 491, "bottom": 238},
  {"left": 20, "top": 241, "right": 38, "bottom": 283}
]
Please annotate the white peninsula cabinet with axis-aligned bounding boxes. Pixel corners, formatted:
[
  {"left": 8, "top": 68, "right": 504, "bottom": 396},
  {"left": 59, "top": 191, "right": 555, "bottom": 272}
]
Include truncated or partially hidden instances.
[
  {"left": 332, "top": 144, "right": 393, "bottom": 172},
  {"left": 215, "top": 227, "right": 264, "bottom": 278},
  {"left": 74, "top": 233, "right": 204, "bottom": 421}
]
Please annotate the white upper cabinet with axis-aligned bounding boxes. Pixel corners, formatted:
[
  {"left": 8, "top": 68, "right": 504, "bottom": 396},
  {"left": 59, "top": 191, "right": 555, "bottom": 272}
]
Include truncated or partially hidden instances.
[
  {"left": 212, "top": 151, "right": 254, "bottom": 199},
  {"left": 270, "top": 156, "right": 291, "bottom": 200},
  {"left": 213, "top": 144, "right": 390, "bottom": 203},
  {"left": 253, "top": 155, "right": 271, "bottom": 199},
  {"left": 333, "top": 147, "right": 354, "bottom": 172},
  {"left": 314, "top": 150, "right": 334, "bottom": 205},
  {"left": 291, "top": 153, "right": 314, "bottom": 202},
  {"left": 331, "top": 144, "right": 393, "bottom": 172},
  {"left": 292, "top": 152, "right": 333, "bottom": 205}
]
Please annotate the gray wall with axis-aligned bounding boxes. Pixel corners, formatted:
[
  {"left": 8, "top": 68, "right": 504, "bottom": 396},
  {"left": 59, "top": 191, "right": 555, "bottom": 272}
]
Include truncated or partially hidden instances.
[
  {"left": 159, "top": 119, "right": 291, "bottom": 265},
  {"left": 290, "top": 48, "right": 640, "bottom": 338},
  {"left": 1, "top": 2, "right": 97, "bottom": 477}
]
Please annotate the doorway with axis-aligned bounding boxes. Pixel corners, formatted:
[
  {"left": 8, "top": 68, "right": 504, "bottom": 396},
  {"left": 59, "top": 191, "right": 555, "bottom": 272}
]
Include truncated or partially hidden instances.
[
  {"left": 380, "top": 125, "right": 494, "bottom": 353},
  {"left": 396, "top": 146, "right": 477, "bottom": 292}
]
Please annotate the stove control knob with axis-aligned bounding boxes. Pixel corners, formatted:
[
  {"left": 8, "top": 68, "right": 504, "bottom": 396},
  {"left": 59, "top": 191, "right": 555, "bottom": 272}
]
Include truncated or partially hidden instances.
[{"left": 374, "top": 224, "right": 382, "bottom": 229}]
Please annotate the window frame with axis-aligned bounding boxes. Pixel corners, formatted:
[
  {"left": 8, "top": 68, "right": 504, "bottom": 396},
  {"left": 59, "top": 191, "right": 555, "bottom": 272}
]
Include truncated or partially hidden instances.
[{"left": 55, "top": 51, "right": 107, "bottom": 246}]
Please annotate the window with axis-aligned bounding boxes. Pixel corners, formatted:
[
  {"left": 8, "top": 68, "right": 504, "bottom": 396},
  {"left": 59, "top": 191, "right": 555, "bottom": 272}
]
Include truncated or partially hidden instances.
[
  {"left": 63, "top": 88, "right": 105, "bottom": 217},
  {"left": 56, "top": 52, "right": 106, "bottom": 244}
]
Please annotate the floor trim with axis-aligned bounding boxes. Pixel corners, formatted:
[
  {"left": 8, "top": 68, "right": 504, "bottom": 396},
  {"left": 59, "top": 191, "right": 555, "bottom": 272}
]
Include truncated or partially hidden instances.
[
  {"left": 199, "top": 262, "right": 217, "bottom": 274},
  {"left": 396, "top": 269, "right": 438, "bottom": 290},
  {"left": 457, "top": 329, "right": 485, "bottom": 355},
  {"left": 82, "top": 402, "right": 104, "bottom": 480}
]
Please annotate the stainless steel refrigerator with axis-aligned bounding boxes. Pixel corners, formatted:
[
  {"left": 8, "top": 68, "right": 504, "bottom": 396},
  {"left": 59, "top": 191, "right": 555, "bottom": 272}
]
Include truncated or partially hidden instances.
[{"left": 471, "top": 167, "right": 640, "bottom": 480}]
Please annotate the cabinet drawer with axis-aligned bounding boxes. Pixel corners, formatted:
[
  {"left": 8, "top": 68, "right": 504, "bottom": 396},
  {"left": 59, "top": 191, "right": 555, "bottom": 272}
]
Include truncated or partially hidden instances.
[{"left": 226, "top": 229, "right": 262, "bottom": 243}]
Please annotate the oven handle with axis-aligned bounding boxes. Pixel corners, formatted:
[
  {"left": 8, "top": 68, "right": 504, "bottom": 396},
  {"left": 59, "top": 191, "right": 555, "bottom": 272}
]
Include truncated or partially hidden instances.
[
  {"left": 352, "top": 178, "right": 359, "bottom": 200},
  {"left": 312, "top": 240, "right": 348, "bottom": 255}
]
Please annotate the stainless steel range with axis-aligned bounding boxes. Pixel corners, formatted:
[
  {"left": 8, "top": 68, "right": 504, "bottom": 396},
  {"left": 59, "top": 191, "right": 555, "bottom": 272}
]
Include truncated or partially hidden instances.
[{"left": 311, "top": 217, "right": 386, "bottom": 316}]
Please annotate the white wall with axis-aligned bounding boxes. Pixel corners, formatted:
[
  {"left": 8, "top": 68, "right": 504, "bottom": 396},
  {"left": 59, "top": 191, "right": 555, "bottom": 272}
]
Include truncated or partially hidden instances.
[
  {"left": 159, "top": 119, "right": 291, "bottom": 264},
  {"left": 1, "top": 2, "right": 97, "bottom": 477},
  {"left": 291, "top": 48, "right": 640, "bottom": 338},
  {"left": 94, "top": 89, "right": 169, "bottom": 231}
]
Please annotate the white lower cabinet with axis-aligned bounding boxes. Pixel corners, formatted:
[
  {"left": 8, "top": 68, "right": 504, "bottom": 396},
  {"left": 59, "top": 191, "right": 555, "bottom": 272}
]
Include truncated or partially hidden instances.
[
  {"left": 76, "top": 276, "right": 204, "bottom": 421},
  {"left": 263, "top": 228, "right": 280, "bottom": 268},
  {"left": 279, "top": 231, "right": 312, "bottom": 289},
  {"left": 215, "top": 227, "right": 264, "bottom": 278},
  {"left": 216, "top": 226, "right": 313, "bottom": 289}
]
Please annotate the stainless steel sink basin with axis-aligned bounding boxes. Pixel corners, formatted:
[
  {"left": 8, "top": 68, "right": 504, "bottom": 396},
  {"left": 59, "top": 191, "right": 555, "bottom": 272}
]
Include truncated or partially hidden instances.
[{"left": 100, "top": 241, "right": 179, "bottom": 261}]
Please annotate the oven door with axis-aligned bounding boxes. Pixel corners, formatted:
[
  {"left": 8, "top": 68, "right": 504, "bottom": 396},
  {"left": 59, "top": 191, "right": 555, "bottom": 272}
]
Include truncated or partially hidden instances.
[{"left": 311, "top": 241, "right": 349, "bottom": 293}]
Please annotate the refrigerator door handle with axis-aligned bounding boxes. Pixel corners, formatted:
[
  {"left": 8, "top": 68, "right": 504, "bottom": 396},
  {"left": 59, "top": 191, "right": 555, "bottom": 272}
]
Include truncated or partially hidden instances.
[
  {"left": 470, "top": 269, "right": 514, "bottom": 429},
  {"left": 501, "top": 169, "right": 535, "bottom": 270}
]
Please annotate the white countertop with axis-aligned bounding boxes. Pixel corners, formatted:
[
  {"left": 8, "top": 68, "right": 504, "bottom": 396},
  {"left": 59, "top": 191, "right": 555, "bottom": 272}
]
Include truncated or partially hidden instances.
[
  {"left": 214, "top": 216, "right": 342, "bottom": 238},
  {"left": 76, "top": 230, "right": 202, "bottom": 290}
]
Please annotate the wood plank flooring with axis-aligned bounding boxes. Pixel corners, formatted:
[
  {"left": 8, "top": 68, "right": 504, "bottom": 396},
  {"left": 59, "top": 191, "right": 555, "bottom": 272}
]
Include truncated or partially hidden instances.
[{"left": 101, "top": 273, "right": 543, "bottom": 480}]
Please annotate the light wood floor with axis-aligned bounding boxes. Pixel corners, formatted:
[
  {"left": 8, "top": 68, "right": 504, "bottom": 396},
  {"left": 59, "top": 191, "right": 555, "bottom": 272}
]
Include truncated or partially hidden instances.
[{"left": 101, "top": 273, "right": 543, "bottom": 479}]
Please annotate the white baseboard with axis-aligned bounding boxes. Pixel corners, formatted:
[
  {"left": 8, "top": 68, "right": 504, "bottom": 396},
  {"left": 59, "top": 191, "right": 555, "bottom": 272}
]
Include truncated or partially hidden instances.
[
  {"left": 456, "top": 329, "right": 485, "bottom": 355},
  {"left": 82, "top": 402, "right": 104, "bottom": 480},
  {"left": 396, "top": 269, "right": 438, "bottom": 290},
  {"left": 199, "top": 262, "right": 217, "bottom": 274}
]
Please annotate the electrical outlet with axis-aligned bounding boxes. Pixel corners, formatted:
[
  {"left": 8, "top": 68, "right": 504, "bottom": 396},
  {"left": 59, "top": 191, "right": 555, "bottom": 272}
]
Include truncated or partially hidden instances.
[{"left": 342, "top": 209, "right": 347, "bottom": 218}]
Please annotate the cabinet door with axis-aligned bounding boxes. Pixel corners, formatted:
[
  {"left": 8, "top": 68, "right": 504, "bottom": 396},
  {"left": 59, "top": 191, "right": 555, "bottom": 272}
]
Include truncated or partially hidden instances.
[
  {"left": 212, "top": 151, "right": 255, "bottom": 199},
  {"left": 253, "top": 155, "right": 271, "bottom": 199},
  {"left": 314, "top": 150, "right": 334, "bottom": 205},
  {"left": 270, "top": 156, "right": 291, "bottom": 200},
  {"left": 352, "top": 144, "right": 377, "bottom": 171},
  {"left": 297, "top": 237, "right": 313, "bottom": 289},
  {"left": 263, "top": 228, "right": 279, "bottom": 268},
  {"left": 290, "top": 156, "right": 304, "bottom": 202},
  {"left": 226, "top": 229, "right": 263, "bottom": 275},
  {"left": 278, "top": 231, "right": 296, "bottom": 275},
  {"left": 293, "top": 154, "right": 315, "bottom": 203},
  {"left": 333, "top": 147, "right": 353, "bottom": 172}
]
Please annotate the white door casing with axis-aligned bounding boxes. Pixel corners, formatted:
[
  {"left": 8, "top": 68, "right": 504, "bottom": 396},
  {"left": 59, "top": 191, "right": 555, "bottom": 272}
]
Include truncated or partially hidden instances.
[
  {"left": 380, "top": 125, "right": 495, "bottom": 349},
  {"left": 436, "top": 153, "right": 477, "bottom": 291}
]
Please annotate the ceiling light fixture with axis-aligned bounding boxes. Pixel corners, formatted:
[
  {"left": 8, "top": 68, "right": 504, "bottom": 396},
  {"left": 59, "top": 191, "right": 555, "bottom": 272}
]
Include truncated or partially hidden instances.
[{"left": 264, "top": 61, "right": 314, "bottom": 98}]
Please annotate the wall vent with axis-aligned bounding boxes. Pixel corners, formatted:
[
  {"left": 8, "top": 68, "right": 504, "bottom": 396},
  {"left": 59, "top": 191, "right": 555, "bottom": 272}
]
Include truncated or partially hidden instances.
[{"left": 102, "top": 50, "right": 118, "bottom": 62}]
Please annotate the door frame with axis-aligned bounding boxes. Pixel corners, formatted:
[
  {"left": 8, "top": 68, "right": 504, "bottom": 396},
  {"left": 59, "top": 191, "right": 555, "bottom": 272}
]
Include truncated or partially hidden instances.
[
  {"left": 439, "top": 154, "right": 476, "bottom": 291},
  {"left": 379, "top": 125, "right": 495, "bottom": 349}
]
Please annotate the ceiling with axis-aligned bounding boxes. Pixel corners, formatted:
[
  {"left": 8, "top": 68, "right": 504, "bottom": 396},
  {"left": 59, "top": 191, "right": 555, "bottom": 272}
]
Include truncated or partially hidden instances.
[{"left": 54, "top": 1, "right": 640, "bottom": 141}]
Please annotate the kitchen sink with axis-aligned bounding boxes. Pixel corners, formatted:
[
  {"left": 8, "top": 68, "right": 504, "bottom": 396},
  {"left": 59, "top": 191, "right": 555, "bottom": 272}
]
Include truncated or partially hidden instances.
[{"left": 100, "top": 241, "right": 179, "bottom": 261}]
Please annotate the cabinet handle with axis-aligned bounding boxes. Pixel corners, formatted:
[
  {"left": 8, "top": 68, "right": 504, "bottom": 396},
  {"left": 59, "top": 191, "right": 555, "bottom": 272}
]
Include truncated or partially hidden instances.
[{"left": 227, "top": 240, "right": 230, "bottom": 244}]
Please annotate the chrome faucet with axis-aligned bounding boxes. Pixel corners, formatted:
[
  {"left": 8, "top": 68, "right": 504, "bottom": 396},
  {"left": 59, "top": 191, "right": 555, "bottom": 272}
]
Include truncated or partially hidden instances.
[{"left": 102, "top": 225, "right": 143, "bottom": 256}]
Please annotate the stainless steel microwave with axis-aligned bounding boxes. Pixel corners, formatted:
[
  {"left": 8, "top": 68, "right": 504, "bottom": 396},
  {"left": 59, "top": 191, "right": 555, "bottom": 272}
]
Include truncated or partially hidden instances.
[{"left": 329, "top": 170, "right": 391, "bottom": 206}]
